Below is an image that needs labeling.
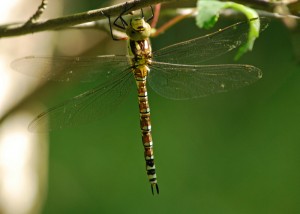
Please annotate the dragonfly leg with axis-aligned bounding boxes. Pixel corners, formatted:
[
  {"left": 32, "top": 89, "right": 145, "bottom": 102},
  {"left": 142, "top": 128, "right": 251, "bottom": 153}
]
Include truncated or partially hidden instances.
[
  {"left": 139, "top": 5, "right": 154, "bottom": 23},
  {"left": 150, "top": 4, "right": 160, "bottom": 28},
  {"left": 113, "top": 1, "right": 136, "bottom": 30},
  {"left": 101, "top": 11, "right": 128, "bottom": 41},
  {"left": 113, "top": 13, "right": 128, "bottom": 30},
  {"left": 146, "top": 5, "right": 154, "bottom": 23}
]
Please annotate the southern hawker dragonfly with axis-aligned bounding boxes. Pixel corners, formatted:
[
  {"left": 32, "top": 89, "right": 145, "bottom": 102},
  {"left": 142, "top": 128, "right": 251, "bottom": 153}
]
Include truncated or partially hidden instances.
[{"left": 11, "top": 11, "right": 266, "bottom": 194}]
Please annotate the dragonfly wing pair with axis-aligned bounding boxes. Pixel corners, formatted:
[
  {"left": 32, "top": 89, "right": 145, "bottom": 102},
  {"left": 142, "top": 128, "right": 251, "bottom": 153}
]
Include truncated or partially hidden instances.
[
  {"left": 148, "top": 19, "right": 266, "bottom": 100},
  {"left": 12, "top": 55, "right": 134, "bottom": 132},
  {"left": 148, "top": 63, "right": 261, "bottom": 100},
  {"left": 11, "top": 55, "right": 131, "bottom": 83},
  {"left": 11, "top": 19, "right": 265, "bottom": 131}
]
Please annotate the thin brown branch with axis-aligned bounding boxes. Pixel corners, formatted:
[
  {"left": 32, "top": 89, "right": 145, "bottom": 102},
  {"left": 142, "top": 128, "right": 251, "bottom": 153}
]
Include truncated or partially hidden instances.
[
  {"left": 0, "top": 0, "right": 175, "bottom": 38},
  {"left": 1, "top": 0, "right": 299, "bottom": 39},
  {"left": 23, "top": 0, "right": 48, "bottom": 26}
]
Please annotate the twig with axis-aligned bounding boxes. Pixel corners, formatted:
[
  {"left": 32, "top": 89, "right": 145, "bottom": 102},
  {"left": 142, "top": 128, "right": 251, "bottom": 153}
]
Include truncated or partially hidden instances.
[
  {"left": 0, "top": 0, "right": 175, "bottom": 38},
  {"left": 23, "top": 0, "right": 48, "bottom": 26},
  {"left": 0, "top": 0, "right": 299, "bottom": 39}
]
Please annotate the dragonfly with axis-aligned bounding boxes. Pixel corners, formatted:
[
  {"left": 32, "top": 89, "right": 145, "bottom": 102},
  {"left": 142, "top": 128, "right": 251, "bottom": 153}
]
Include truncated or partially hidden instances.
[{"left": 11, "top": 7, "right": 266, "bottom": 194}]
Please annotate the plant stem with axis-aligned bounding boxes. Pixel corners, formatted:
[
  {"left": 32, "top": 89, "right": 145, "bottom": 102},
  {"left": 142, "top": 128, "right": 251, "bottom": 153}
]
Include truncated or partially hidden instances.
[
  {"left": 1, "top": 0, "right": 299, "bottom": 38},
  {"left": 0, "top": 0, "right": 174, "bottom": 38}
]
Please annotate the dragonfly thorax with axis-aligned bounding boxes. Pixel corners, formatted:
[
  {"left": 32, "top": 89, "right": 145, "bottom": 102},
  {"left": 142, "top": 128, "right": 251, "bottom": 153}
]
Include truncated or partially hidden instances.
[
  {"left": 126, "top": 18, "right": 151, "bottom": 41},
  {"left": 128, "top": 38, "right": 152, "bottom": 69},
  {"left": 127, "top": 18, "right": 152, "bottom": 69}
]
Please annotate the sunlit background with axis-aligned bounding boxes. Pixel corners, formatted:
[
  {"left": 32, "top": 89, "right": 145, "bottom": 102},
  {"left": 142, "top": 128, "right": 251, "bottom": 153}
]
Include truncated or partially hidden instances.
[{"left": 1, "top": 0, "right": 300, "bottom": 214}]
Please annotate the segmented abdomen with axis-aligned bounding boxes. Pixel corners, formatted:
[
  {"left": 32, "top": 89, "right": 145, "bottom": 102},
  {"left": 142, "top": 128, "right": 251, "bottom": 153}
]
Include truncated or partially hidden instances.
[{"left": 134, "top": 65, "right": 159, "bottom": 194}]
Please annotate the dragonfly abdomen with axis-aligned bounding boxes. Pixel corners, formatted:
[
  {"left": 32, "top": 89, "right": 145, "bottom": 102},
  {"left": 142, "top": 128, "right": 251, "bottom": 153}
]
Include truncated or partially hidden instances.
[{"left": 134, "top": 65, "right": 159, "bottom": 194}]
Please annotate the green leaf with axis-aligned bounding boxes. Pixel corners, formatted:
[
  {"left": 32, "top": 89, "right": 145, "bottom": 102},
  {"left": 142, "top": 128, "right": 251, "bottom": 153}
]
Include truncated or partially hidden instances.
[
  {"left": 196, "top": 0, "right": 262, "bottom": 59},
  {"left": 196, "top": 0, "right": 227, "bottom": 29}
]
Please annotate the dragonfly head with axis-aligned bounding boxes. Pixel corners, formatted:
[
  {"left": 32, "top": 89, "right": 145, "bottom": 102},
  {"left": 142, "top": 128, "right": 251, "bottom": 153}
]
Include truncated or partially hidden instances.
[{"left": 126, "top": 17, "right": 151, "bottom": 41}]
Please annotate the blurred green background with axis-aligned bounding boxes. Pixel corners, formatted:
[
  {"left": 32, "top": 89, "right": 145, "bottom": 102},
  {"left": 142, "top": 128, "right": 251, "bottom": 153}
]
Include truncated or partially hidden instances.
[{"left": 39, "top": 1, "right": 300, "bottom": 213}]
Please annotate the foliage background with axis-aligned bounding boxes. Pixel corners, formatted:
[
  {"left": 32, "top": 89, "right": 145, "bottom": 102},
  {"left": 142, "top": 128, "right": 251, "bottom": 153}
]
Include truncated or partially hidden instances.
[{"left": 24, "top": 0, "right": 300, "bottom": 213}]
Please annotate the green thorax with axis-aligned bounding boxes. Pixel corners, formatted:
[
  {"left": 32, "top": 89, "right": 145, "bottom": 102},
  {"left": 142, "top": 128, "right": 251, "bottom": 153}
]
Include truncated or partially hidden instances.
[{"left": 126, "top": 17, "right": 153, "bottom": 67}]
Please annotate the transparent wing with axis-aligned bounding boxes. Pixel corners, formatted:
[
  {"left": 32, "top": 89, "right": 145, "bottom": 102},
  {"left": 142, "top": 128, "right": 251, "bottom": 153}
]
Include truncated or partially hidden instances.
[
  {"left": 11, "top": 55, "right": 131, "bottom": 83},
  {"left": 153, "top": 18, "right": 268, "bottom": 65},
  {"left": 29, "top": 69, "right": 134, "bottom": 132},
  {"left": 148, "top": 62, "right": 262, "bottom": 100}
]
